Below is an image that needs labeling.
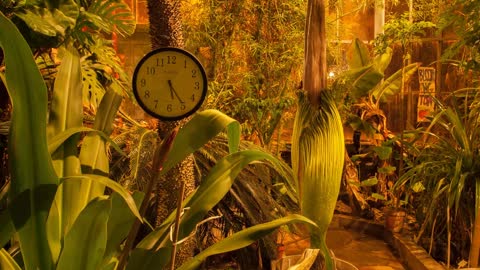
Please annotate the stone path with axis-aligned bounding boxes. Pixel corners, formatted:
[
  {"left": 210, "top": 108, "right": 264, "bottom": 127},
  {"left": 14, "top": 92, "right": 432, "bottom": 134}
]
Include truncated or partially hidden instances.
[
  {"left": 327, "top": 229, "right": 405, "bottom": 270},
  {"left": 281, "top": 223, "right": 407, "bottom": 270}
]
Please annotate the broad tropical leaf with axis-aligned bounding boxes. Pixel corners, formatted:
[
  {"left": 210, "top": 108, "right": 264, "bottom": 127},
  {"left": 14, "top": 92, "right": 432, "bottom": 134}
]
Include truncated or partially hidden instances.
[
  {"left": 161, "top": 109, "right": 241, "bottom": 174},
  {"left": 79, "top": 90, "right": 123, "bottom": 205},
  {"left": 347, "top": 38, "right": 370, "bottom": 68},
  {"left": 79, "top": 0, "right": 135, "bottom": 37},
  {"left": 59, "top": 175, "right": 142, "bottom": 221},
  {"left": 14, "top": 1, "right": 78, "bottom": 37},
  {"left": 177, "top": 214, "right": 317, "bottom": 270},
  {"left": 373, "top": 62, "right": 420, "bottom": 103},
  {"left": 0, "top": 11, "right": 58, "bottom": 270},
  {"left": 47, "top": 45, "right": 84, "bottom": 238},
  {"left": 347, "top": 64, "right": 384, "bottom": 100},
  {"left": 372, "top": 47, "right": 393, "bottom": 73},
  {"left": 48, "top": 127, "right": 125, "bottom": 156},
  {"left": 56, "top": 198, "right": 111, "bottom": 270},
  {"left": 103, "top": 192, "right": 144, "bottom": 262},
  {"left": 128, "top": 149, "right": 294, "bottom": 270}
]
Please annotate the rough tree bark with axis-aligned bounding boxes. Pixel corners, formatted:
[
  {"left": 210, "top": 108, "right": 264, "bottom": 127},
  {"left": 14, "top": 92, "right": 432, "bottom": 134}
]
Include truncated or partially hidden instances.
[{"left": 146, "top": 0, "right": 197, "bottom": 267}]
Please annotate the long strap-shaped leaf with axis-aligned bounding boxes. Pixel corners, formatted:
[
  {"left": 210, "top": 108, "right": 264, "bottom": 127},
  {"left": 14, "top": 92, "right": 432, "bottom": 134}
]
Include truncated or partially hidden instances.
[
  {"left": 126, "top": 149, "right": 292, "bottom": 270},
  {"left": 79, "top": 90, "right": 123, "bottom": 206},
  {"left": 47, "top": 45, "right": 84, "bottom": 242},
  {"left": 177, "top": 214, "right": 317, "bottom": 270},
  {"left": 0, "top": 11, "right": 58, "bottom": 270},
  {"left": 291, "top": 91, "right": 345, "bottom": 269},
  {"left": 0, "top": 249, "right": 21, "bottom": 270},
  {"left": 160, "top": 109, "right": 241, "bottom": 175},
  {"left": 56, "top": 197, "right": 111, "bottom": 270}
]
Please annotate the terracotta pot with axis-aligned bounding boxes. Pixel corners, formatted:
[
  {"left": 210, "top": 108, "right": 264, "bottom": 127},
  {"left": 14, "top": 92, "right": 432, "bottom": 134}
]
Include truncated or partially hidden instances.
[{"left": 385, "top": 208, "right": 406, "bottom": 233}]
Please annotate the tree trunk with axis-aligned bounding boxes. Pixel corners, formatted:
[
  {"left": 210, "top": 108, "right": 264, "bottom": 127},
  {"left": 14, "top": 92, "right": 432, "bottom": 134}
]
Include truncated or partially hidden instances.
[{"left": 146, "top": 0, "right": 197, "bottom": 267}]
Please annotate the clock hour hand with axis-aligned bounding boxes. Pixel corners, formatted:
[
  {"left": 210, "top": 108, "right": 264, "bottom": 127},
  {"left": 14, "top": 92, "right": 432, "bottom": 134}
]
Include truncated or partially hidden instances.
[{"left": 167, "top": 80, "right": 184, "bottom": 103}]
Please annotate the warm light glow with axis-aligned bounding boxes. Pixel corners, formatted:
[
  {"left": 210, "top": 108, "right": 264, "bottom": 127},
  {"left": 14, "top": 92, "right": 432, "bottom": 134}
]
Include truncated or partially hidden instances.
[{"left": 328, "top": 71, "right": 335, "bottom": 78}]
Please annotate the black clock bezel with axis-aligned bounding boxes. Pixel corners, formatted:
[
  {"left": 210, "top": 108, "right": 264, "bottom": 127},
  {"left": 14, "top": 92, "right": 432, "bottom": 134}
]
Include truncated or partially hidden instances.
[{"left": 132, "top": 47, "right": 208, "bottom": 121}]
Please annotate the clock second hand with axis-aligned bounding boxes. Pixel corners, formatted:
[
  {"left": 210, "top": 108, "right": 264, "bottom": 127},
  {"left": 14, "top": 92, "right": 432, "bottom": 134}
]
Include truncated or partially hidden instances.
[{"left": 167, "top": 80, "right": 184, "bottom": 103}]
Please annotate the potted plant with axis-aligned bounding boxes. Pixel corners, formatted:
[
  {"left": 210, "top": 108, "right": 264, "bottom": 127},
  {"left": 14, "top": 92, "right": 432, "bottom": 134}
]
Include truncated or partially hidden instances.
[{"left": 384, "top": 196, "right": 406, "bottom": 233}]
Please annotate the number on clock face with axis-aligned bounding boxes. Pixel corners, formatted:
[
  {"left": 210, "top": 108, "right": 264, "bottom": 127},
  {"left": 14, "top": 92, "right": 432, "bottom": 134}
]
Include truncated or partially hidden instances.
[{"left": 132, "top": 48, "right": 207, "bottom": 120}]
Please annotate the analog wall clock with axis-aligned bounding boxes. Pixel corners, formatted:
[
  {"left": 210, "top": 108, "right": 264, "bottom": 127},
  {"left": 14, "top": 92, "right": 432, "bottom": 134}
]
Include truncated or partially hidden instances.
[{"left": 132, "top": 47, "right": 208, "bottom": 121}]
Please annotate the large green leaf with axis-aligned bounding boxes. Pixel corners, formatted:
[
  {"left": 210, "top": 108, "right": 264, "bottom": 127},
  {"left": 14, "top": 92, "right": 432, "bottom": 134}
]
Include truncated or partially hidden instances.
[
  {"left": 161, "top": 110, "right": 241, "bottom": 174},
  {"left": 0, "top": 249, "right": 21, "bottom": 270},
  {"left": 79, "top": 90, "right": 122, "bottom": 174},
  {"left": 129, "top": 149, "right": 292, "bottom": 269},
  {"left": 373, "top": 145, "right": 392, "bottom": 160},
  {"left": 0, "top": 11, "right": 58, "bottom": 270},
  {"left": 347, "top": 64, "right": 384, "bottom": 100},
  {"left": 46, "top": 197, "right": 62, "bottom": 264},
  {"left": 59, "top": 175, "right": 142, "bottom": 221},
  {"left": 56, "top": 197, "right": 111, "bottom": 270},
  {"left": 78, "top": 90, "right": 123, "bottom": 208},
  {"left": 125, "top": 248, "right": 171, "bottom": 270},
  {"left": 372, "top": 47, "right": 393, "bottom": 73},
  {"left": 48, "top": 127, "right": 125, "bottom": 156},
  {"left": 373, "top": 62, "right": 420, "bottom": 103},
  {"left": 82, "top": 0, "right": 135, "bottom": 37},
  {"left": 15, "top": 1, "right": 78, "bottom": 37},
  {"left": 178, "top": 214, "right": 317, "bottom": 270},
  {"left": 0, "top": 210, "right": 14, "bottom": 249},
  {"left": 103, "top": 191, "right": 144, "bottom": 262},
  {"left": 47, "top": 45, "right": 84, "bottom": 238},
  {"left": 178, "top": 149, "right": 292, "bottom": 239},
  {"left": 47, "top": 46, "right": 84, "bottom": 139},
  {"left": 347, "top": 38, "right": 370, "bottom": 69}
]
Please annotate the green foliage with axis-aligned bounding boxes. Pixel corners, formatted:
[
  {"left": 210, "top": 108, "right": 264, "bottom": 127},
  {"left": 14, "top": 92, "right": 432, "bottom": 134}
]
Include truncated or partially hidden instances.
[
  {"left": 373, "top": 13, "right": 436, "bottom": 55},
  {"left": 2, "top": 0, "right": 134, "bottom": 48},
  {"left": 0, "top": 11, "right": 58, "bottom": 270},
  {"left": 1, "top": 13, "right": 312, "bottom": 270},
  {"left": 183, "top": 0, "right": 305, "bottom": 148},
  {"left": 177, "top": 214, "right": 315, "bottom": 270},
  {"left": 0, "top": 9, "right": 139, "bottom": 270},
  {"left": 333, "top": 38, "right": 419, "bottom": 136},
  {"left": 394, "top": 88, "right": 480, "bottom": 264},
  {"left": 0, "top": 0, "right": 133, "bottom": 111},
  {"left": 81, "top": 39, "right": 131, "bottom": 110},
  {"left": 439, "top": 0, "right": 480, "bottom": 71}
]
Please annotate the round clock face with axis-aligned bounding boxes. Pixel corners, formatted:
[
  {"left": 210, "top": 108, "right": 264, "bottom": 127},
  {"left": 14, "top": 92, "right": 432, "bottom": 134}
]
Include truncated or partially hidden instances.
[{"left": 132, "top": 47, "right": 208, "bottom": 121}]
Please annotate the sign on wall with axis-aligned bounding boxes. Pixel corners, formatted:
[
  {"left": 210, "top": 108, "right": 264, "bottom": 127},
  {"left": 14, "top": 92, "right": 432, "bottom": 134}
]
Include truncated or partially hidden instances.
[{"left": 417, "top": 67, "right": 436, "bottom": 122}]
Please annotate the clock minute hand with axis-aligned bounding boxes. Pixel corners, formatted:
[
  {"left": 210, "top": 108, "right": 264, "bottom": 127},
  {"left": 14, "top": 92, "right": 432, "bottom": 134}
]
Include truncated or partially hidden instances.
[
  {"left": 167, "top": 80, "right": 174, "bottom": 100},
  {"left": 167, "top": 80, "right": 184, "bottom": 103}
]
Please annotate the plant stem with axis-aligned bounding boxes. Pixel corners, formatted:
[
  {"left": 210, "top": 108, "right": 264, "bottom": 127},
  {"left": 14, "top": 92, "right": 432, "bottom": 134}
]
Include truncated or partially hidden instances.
[
  {"left": 169, "top": 180, "right": 186, "bottom": 270},
  {"left": 469, "top": 205, "right": 480, "bottom": 267},
  {"left": 447, "top": 205, "right": 451, "bottom": 268}
]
